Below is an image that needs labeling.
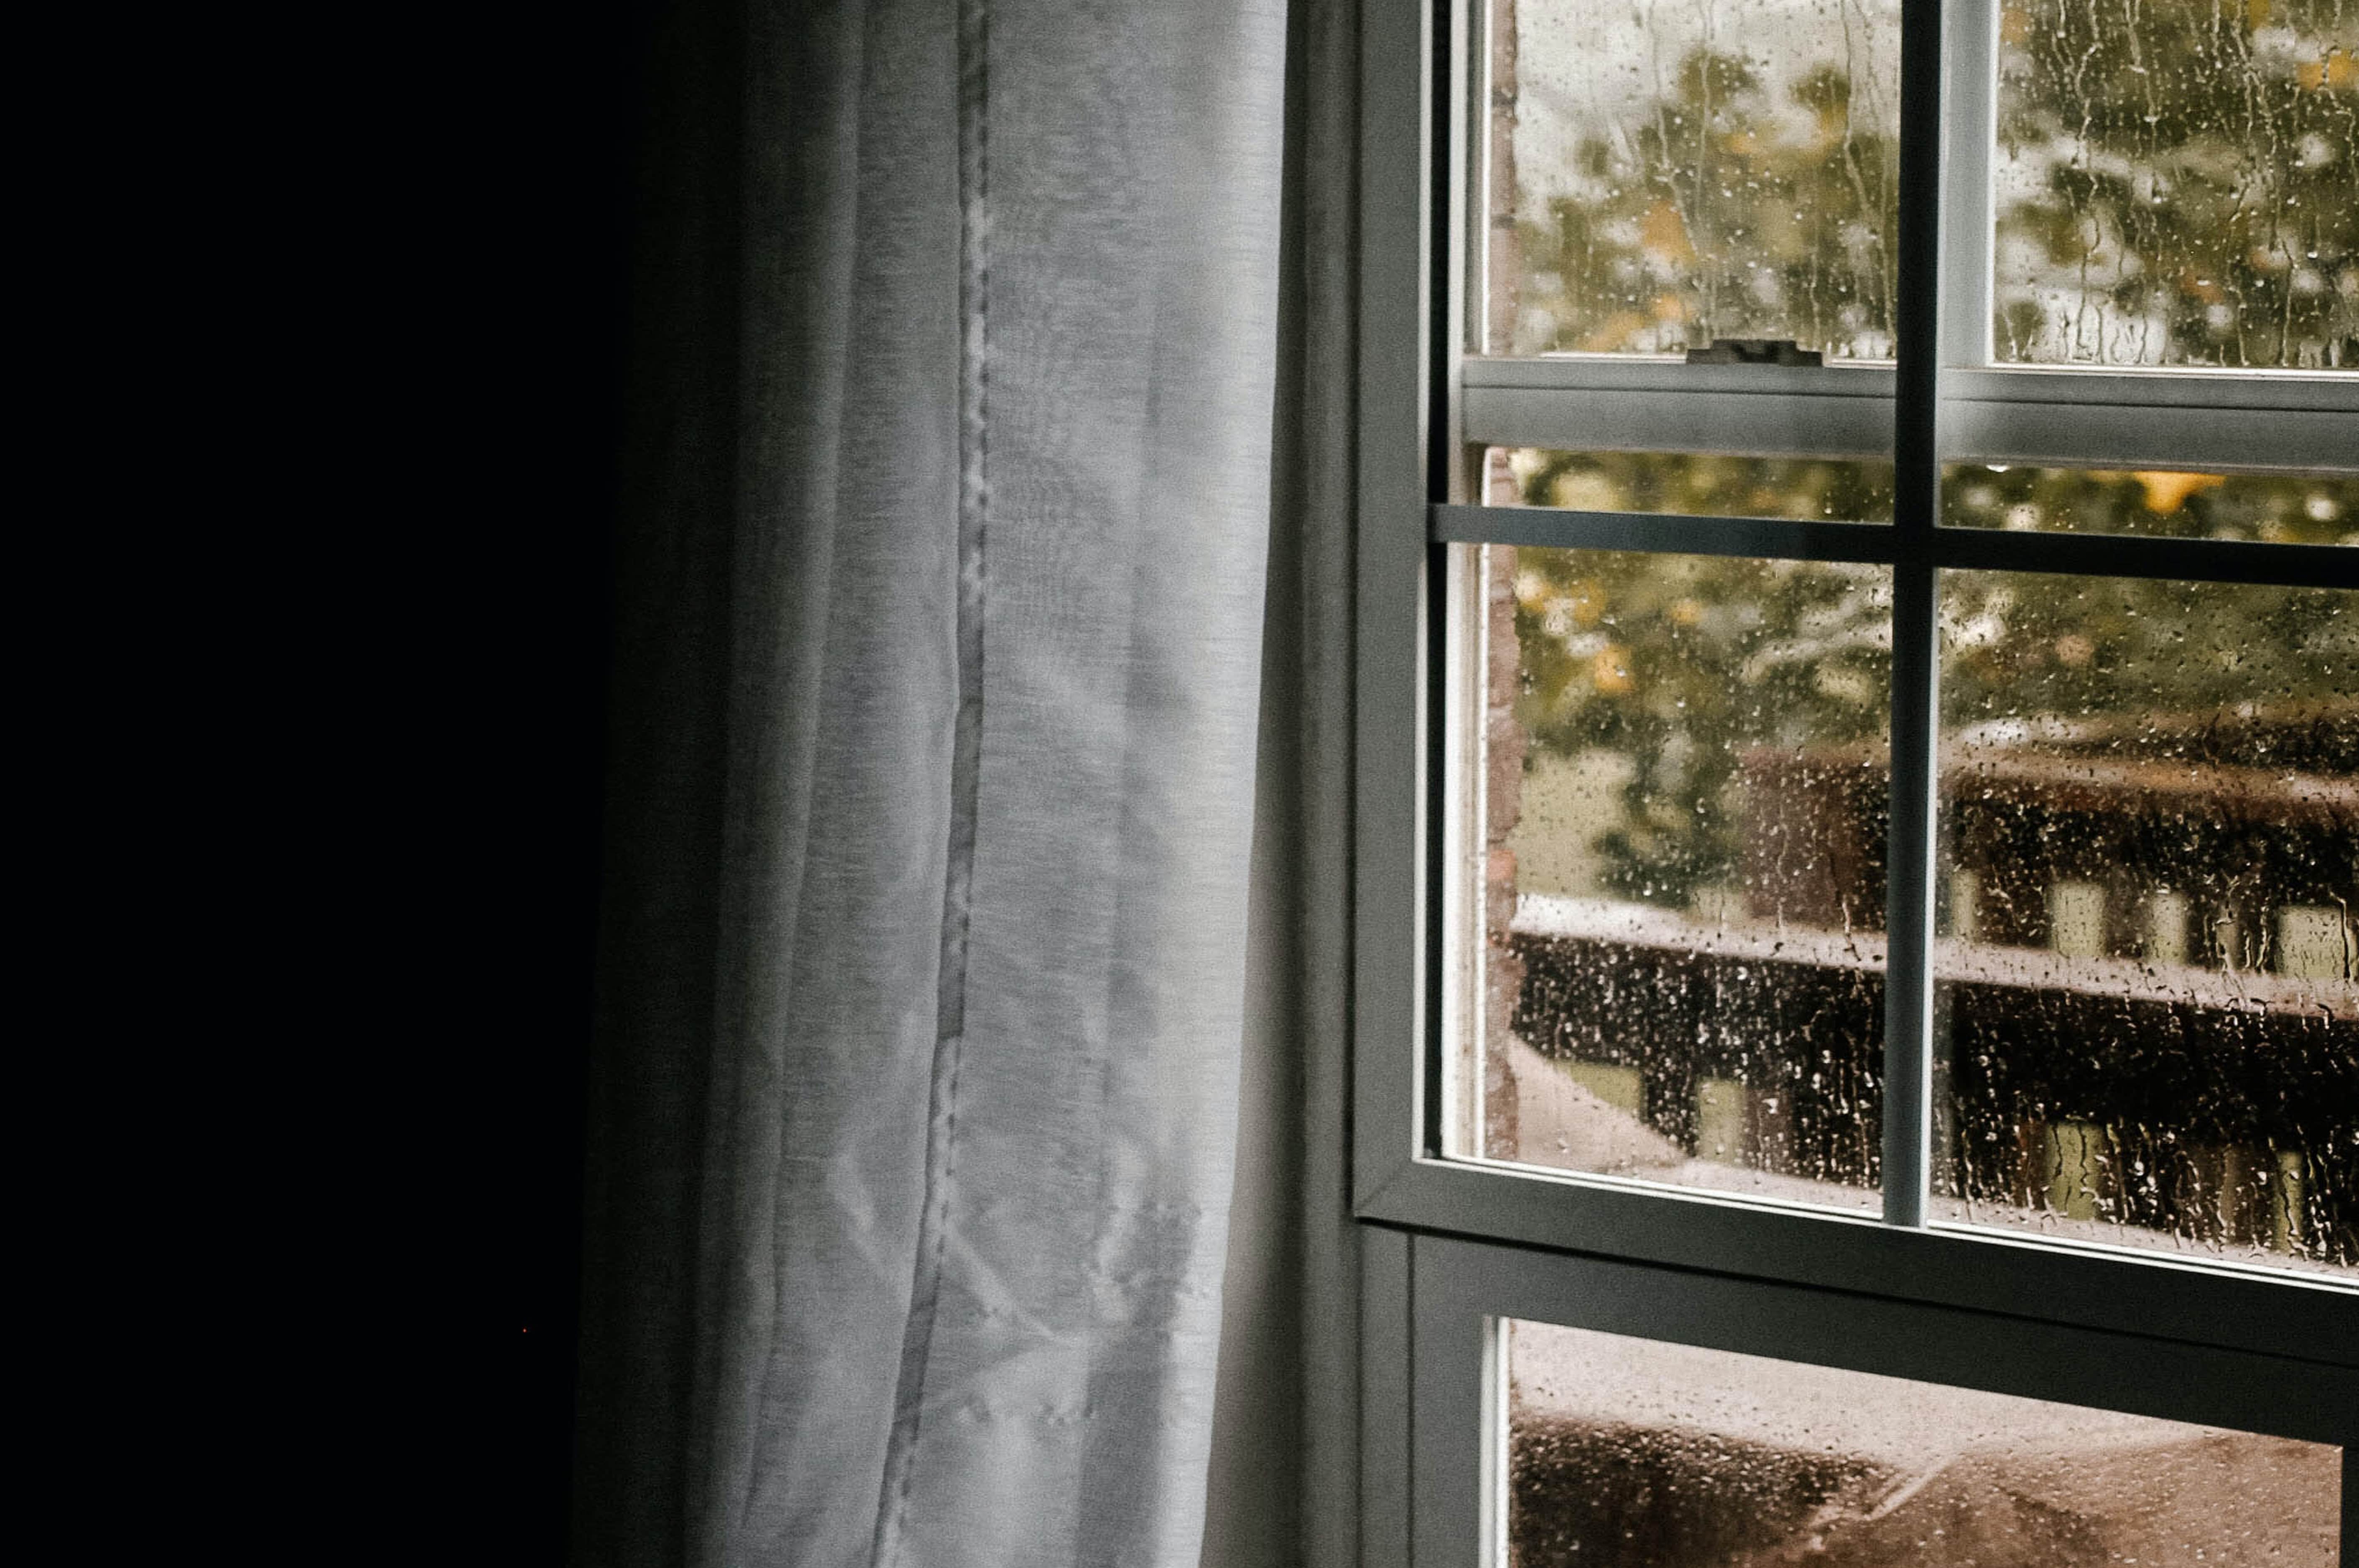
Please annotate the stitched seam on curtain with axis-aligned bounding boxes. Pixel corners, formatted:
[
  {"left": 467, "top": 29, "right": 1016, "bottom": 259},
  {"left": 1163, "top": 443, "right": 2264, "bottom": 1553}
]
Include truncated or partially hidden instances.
[{"left": 875, "top": 0, "right": 988, "bottom": 1560}]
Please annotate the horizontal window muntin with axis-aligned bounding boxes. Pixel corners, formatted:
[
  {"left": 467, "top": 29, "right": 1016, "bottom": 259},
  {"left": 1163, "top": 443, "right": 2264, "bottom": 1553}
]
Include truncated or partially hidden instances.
[
  {"left": 1475, "top": 447, "right": 2359, "bottom": 547},
  {"left": 1435, "top": 502, "right": 2359, "bottom": 590}
]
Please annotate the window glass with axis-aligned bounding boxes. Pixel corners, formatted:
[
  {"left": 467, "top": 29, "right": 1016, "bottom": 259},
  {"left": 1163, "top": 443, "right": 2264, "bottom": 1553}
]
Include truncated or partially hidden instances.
[
  {"left": 1490, "top": 448, "right": 2358, "bottom": 545},
  {"left": 1936, "top": 571, "right": 2358, "bottom": 1271},
  {"left": 1468, "top": 543, "right": 1890, "bottom": 1207},
  {"left": 1485, "top": 447, "right": 1896, "bottom": 519},
  {"left": 1506, "top": 1319, "right": 2345, "bottom": 1566},
  {"left": 1945, "top": 464, "right": 2359, "bottom": 544},
  {"left": 1993, "top": 0, "right": 2359, "bottom": 370},
  {"left": 1486, "top": 0, "right": 1900, "bottom": 358}
]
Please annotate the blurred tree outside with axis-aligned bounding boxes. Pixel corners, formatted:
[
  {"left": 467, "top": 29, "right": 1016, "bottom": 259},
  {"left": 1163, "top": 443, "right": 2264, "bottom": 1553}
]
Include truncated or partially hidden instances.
[
  {"left": 1502, "top": 0, "right": 2359, "bottom": 367},
  {"left": 1507, "top": 453, "right": 2357, "bottom": 915},
  {"left": 1994, "top": 0, "right": 2359, "bottom": 370}
]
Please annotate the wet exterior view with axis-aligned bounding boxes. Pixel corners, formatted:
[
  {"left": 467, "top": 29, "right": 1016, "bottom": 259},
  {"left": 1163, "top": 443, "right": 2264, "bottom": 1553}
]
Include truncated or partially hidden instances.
[
  {"left": 1504, "top": 1321, "right": 2343, "bottom": 1567},
  {"left": 1469, "top": 457, "right": 2359, "bottom": 1268},
  {"left": 1488, "top": 0, "right": 2359, "bottom": 369},
  {"left": 1467, "top": 0, "right": 2353, "bottom": 1560}
]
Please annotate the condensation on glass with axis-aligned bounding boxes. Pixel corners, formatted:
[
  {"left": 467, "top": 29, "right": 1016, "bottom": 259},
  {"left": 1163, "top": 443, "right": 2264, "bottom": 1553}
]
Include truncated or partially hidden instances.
[
  {"left": 1992, "top": 0, "right": 2359, "bottom": 371},
  {"left": 1455, "top": 542, "right": 1890, "bottom": 1208},
  {"left": 1483, "top": 0, "right": 1900, "bottom": 358},
  {"left": 1504, "top": 1319, "right": 2344, "bottom": 1567},
  {"left": 1936, "top": 572, "right": 2358, "bottom": 1272}
]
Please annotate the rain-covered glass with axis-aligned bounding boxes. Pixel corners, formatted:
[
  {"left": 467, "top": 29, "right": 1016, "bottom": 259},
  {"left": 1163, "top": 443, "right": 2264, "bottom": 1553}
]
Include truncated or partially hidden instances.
[
  {"left": 1484, "top": 0, "right": 1901, "bottom": 357},
  {"left": 1992, "top": 0, "right": 2359, "bottom": 370},
  {"left": 1467, "top": 544, "right": 1890, "bottom": 1207},
  {"left": 1945, "top": 464, "right": 2359, "bottom": 543},
  {"left": 1491, "top": 448, "right": 2358, "bottom": 544},
  {"left": 1936, "top": 572, "right": 2358, "bottom": 1272},
  {"left": 1506, "top": 1319, "right": 2344, "bottom": 1567},
  {"left": 1483, "top": 446, "right": 1897, "bottom": 519}
]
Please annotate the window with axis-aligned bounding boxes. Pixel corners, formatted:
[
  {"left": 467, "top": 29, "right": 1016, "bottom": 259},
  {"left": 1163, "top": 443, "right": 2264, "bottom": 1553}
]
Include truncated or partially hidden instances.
[{"left": 1350, "top": 0, "right": 2358, "bottom": 1562}]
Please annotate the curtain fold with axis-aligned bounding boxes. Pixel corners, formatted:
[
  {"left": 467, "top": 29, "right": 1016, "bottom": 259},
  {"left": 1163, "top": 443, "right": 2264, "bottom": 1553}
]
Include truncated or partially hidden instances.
[
  {"left": 1195, "top": 0, "right": 1362, "bottom": 1560},
  {"left": 573, "top": 1, "right": 1286, "bottom": 1563}
]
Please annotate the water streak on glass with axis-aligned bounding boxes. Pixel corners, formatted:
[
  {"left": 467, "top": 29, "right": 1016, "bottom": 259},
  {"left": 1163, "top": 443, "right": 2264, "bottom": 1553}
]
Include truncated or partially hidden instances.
[
  {"left": 1506, "top": 1320, "right": 2344, "bottom": 1567},
  {"left": 1994, "top": 0, "right": 2359, "bottom": 370},
  {"left": 1488, "top": 0, "right": 1901, "bottom": 357},
  {"left": 1472, "top": 543, "right": 1891, "bottom": 1207},
  {"left": 1937, "top": 572, "right": 2358, "bottom": 1271}
]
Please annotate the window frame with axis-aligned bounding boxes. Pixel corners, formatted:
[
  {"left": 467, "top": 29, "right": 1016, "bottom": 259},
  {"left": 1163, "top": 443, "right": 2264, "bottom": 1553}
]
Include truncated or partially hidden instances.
[{"left": 1348, "top": 0, "right": 2359, "bottom": 1561}]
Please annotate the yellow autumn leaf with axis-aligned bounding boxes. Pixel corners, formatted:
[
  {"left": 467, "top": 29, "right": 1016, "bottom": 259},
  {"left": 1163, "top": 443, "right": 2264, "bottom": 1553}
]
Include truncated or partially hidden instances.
[
  {"left": 2132, "top": 471, "right": 2227, "bottom": 514},
  {"left": 1592, "top": 644, "right": 1634, "bottom": 694}
]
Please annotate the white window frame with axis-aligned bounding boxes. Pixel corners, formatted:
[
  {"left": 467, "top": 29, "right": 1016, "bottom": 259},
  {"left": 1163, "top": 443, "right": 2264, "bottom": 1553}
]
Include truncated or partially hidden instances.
[{"left": 1347, "top": 1, "right": 2359, "bottom": 1563}]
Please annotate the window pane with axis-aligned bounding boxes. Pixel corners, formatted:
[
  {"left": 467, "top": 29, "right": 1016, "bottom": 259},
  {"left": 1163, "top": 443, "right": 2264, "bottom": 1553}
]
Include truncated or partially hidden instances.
[
  {"left": 1485, "top": 0, "right": 1900, "bottom": 358},
  {"left": 1506, "top": 1319, "right": 2343, "bottom": 1567},
  {"left": 1945, "top": 463, "right": 2359, "bottom": 544},
  {"left": 1486, "top": 446, "right": 1896, "bottom": 519},
  {"left": 1496, "top": 450, "right": 2359, "bottom": 544},
  {"left": 1936, "top": 571, "right": 2359, "bottom": 1273},
  {"left": 1994, "top": 0, "right": 2359, "bottom": 371},
  {"left": 1464, "top": 544, "right": 1889, "bottom": 1208}
]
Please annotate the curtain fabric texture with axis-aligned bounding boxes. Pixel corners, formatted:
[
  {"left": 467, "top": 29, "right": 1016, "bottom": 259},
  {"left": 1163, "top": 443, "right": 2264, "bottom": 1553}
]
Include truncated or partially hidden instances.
[{"left": 573, "top": 1, "right": 1287, "bottom": 1564}]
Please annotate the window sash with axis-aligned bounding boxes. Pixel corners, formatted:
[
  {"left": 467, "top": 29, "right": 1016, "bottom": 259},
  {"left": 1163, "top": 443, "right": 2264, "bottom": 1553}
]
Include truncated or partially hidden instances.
[
  {"left": 1375, "top": 1232, "right": 2359, "bottom": 1568},
  {"left": 1355, "top": 0, "right": 2359, "bottom": 1373},
  {"left": 1460, "top": 0, "right": 2359, "bottom": 472},
  {"left": 1353, "top": 1, "right": 2359, "bottom": 1560}
]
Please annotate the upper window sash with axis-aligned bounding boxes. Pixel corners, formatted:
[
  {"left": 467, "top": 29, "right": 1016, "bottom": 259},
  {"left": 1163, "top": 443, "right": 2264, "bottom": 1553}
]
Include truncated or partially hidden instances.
[{"left": 1458, "top": 0, "right": 2359, "bottom": 474}]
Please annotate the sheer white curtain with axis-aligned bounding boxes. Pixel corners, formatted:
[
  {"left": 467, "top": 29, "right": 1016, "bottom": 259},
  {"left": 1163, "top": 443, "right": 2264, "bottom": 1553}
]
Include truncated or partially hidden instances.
[{"left": 572, "top": 1, "right": 1287, "bottom": 1563}]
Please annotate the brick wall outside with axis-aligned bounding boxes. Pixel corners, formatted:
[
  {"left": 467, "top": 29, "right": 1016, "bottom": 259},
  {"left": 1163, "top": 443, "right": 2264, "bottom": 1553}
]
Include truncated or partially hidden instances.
[
  {"left": 1482, "top": 1, "right": 1525, "bottom": 1162},
  {"left": 1483, "top": 449, "right": 1524, "bottom": 1157}
]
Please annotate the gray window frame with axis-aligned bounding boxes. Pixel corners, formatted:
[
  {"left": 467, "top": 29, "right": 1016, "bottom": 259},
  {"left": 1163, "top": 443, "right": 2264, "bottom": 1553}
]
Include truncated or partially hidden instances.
[{"left": 1348, "top": 0, "right": 2359, "bottom": 1562}]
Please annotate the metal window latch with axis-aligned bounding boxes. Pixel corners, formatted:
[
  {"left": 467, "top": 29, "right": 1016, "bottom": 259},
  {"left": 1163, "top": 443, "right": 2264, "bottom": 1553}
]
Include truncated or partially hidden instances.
[{"left": 1685, "top": 338, "right": 1824, "bottom": 366}]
